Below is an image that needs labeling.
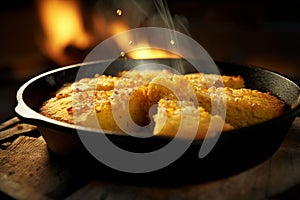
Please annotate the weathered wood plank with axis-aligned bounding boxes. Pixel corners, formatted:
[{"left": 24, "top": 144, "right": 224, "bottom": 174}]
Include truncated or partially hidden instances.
[
  {"left": 0, "top": 123, "right": 37, "bottom": 142},
  {"left": 65, "top": 147, "right": 300, "bottom": 200},
  {"left": 0, "top": 136, "right": 73, "bottom": 199},
  {"left": 0, "top": 172, "right": 52, "bottom": 200},
  {"left": 0, "top": 117, "right": 20, "bottom": 131},
  {"left": 0, "top": 117, "right": 299, "bottom": 200},
  {"left": 65, "top": 118, "right": 300, "bottom": 200}
]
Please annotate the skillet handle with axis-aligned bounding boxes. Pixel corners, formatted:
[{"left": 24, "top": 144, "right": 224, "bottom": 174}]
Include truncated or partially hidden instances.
[
  {"left": 14, "top": 82, "right": 42, "bottom": 121},
  {"left": 15, "top": 99, "right": 40, "bottom": 120}
]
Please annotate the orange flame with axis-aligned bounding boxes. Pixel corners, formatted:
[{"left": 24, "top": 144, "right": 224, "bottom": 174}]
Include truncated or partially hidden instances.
[
  {"left": 127, "top": 47, "right": 180, "bottom": 59},
  {"left": 37, "top": 0, "right": 93, "bottom": 65},
  {"left": 38, "top": 0, "right": 179, "bottom": 64},
  {"left": 93, "top": 11, "right": 178, "bottom": 59}
]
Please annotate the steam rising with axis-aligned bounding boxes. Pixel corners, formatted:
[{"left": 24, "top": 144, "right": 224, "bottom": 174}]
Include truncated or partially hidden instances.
[
  {"left": 37, "top": 0, "right": 191, "bottom": 66},
  {"left": 151, "top": 0, "right": 190, "bottom": 35},
  {"left": 92, "top": 0, "right": 191, "bottom": 72},
  {"left": 70, "top": 1, "right": 226, "bottom": 172},
  {"left": 93, "top": 0, "right": 190, "bottom": 35}
]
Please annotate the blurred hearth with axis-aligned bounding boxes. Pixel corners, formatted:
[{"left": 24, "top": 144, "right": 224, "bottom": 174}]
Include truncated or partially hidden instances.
[{"left": 0, "top": 0, "right": 300, "bottom": 122}]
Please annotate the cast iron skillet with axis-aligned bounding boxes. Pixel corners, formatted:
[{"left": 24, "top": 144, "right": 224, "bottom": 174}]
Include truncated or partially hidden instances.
[{"left": 15, "top": 59, "right": 300, "bottom": 184}]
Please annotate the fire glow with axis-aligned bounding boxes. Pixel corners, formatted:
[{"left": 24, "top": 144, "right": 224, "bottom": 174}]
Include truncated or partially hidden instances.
[
  {"left": 37, "top": 0, "right": 92, "bottom": 65},
  {"left": 127, "top": 48, "right": 180, "bottom": 59},
  {"left": 37, "top": 0, "right": 183, "bottom": 65}
]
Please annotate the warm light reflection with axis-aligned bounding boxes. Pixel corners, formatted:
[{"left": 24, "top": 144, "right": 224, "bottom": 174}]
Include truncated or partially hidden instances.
[
  {"left": 116, "top": 9, "right": 123, "bottom": 16},
  {"left": 38, "top": 0, "right": 181, "bottom": 64},
  {"left": 111, "top": 31, "right": 180, "bottom": 59},
  {"left": 128, "top": 48, "right": 180, "bottom": 59},
  {"left": 37, "top": 0, "right": 92, "bottom": 65}
]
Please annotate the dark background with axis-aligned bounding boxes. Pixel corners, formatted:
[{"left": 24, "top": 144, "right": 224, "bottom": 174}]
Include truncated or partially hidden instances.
[{"left": 0, "top": 0, "right": 299, "bottom": 123}]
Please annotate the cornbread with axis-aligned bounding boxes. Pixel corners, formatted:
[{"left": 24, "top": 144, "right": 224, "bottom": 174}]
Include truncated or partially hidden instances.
[
  {"left": 194, "top": 87, "right": 285, "bottom": 128},
  {"left": 153, "top": 99, "right": 234, "bottom": 140},
  {"left": 184, "top": 73, "right": 245, "bottom": 89},
  {"left": 39, "top": 70, "right": 285, "bottom": 139},
  {"left": 148, "top": 74, "right": 285, "bottom": 129}
]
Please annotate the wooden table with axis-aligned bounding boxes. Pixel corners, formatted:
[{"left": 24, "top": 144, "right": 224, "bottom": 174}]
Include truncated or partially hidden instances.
[{"left": 0, "top": 117, "right": 299, "bottom": 200}]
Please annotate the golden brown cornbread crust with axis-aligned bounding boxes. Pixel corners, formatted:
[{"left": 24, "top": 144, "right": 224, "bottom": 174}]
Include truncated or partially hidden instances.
[
  {"left": 39, "top": 70, "right": 285, "bottom": 139},
  {"left": 153, "top": 99, "right": 235, "bottom": 140}
]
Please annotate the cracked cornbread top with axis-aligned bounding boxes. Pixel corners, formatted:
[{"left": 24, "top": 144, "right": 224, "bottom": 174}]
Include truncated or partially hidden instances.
[{"left": 39, "top": 70, "right": 285, "bottom": 139}]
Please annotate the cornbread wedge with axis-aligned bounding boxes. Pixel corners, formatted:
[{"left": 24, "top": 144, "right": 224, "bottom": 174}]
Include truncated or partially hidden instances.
[
  {"left": 41, "top": 81, "right": 150, "bottom": 133},
  {"left": 147, "top": 73, "right": 285, "bottom": 128},
  {"left": 148, "top": 73, "right": 244, "bottom": 104},
  {"left": 194, "top": 87, "right": 285, "bottom": 128},
  {"left": 41, "top": 74, "right": 120, "bottom": 127},
  {"left": 147, "top": 74, "right": 196, "bottom": 104},
  {"left": 40, "top": 95, "right": 74, "bottom": 124},
  {"left": 153, "top": 99, "right": 234, "bottom": 140},
  {"left": 102, "top": 86, "right": 150, "bottom": 132}
]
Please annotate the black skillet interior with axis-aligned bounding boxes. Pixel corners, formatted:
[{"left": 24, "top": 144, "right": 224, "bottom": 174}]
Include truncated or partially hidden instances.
[{"left": 17, "top": 58, "right": 300, "bottom": 185}]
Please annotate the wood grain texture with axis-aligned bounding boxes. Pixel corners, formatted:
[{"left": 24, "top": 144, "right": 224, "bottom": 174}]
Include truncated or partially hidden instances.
[
  {"left": 0, "top": 136, "right": 74, "bottom": 199},
  {"left": 0, "top": 117, "right": 299, "bottom": 200},
  {"left": 65, "top": 118, "right": 300, "bottom": 200},
  {"left": 0, "top": 172, "right": 51, "bottom": 200},
  {"left": 0, "top": 123, "right": 37, "bottom": 142},
  {"left": 0, "top": 117, "right": 20, "bottom": 131}
]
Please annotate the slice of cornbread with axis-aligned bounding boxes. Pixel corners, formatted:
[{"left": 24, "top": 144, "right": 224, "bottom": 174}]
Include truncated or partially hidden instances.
[
  {"left": 41, "top": 77, "right": 150, "bottom": 133},
  {"left": 147, "top": 74, "right": 196, "bottom": 104},
  {"left": 40, "top": 95, "right": 74, "bottom": 124},
  {"left": 194, "top": 87, "right": 285, "bottom": 128},
  {"left": 147, "top": 73, "right": 285, "bottom": 128},
  {"left": 153, "top": 99, "right": 234, "bottom": 140}
]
